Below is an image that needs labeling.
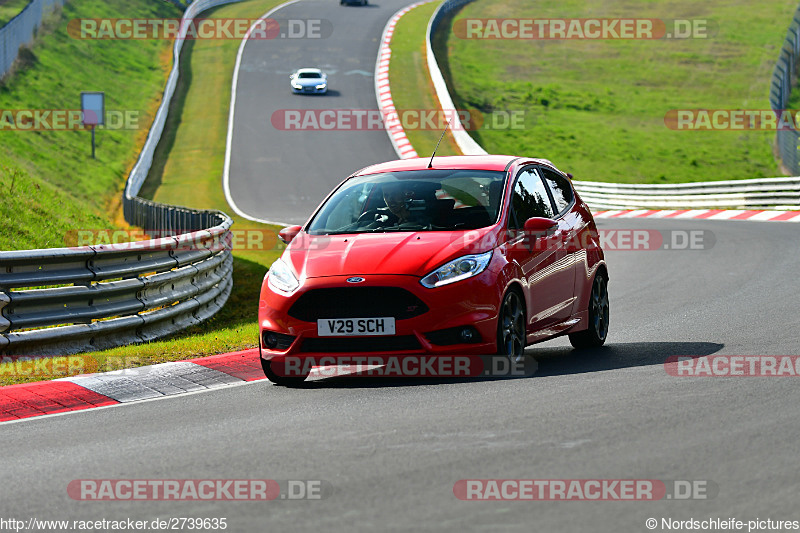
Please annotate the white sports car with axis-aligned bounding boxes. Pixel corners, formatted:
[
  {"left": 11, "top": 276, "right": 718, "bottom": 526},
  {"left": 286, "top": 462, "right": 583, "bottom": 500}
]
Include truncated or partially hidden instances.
[{"left": 290, "top": 68, "right": 328, "bottom": 94}]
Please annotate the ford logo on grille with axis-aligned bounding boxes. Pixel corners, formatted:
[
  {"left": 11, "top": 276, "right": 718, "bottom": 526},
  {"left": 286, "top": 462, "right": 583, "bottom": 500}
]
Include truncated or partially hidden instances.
[{"left": 346, "top": 277, "right": 365, "bottom": 283}]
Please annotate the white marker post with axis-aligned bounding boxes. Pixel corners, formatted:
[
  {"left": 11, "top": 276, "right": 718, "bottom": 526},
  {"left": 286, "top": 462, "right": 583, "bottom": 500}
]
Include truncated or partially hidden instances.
[{"left": 81, "top": 91, "right": 104, "bottom": 159}]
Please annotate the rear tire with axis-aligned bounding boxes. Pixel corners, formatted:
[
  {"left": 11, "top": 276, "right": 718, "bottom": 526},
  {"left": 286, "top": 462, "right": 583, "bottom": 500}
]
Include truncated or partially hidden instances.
[
  {"left": 261, "top": 357, "right": 309, "bottom": 386},
  {"left": 569, "top": 273, "right": 609, "bottom": 349}
]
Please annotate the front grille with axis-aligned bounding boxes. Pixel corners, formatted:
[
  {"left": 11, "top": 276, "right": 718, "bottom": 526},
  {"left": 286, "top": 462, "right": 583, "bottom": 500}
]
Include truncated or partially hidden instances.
[
  {"left": 300, "top": 336, "right": 422, "bottom": 353},
  {"left": 288, "top": 287, "right": 428, "bottom": 322}
]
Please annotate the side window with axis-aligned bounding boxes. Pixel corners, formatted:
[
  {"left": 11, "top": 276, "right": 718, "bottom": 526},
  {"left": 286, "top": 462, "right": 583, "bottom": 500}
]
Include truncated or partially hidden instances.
[
  {"left": 540, "top": 168, "right": 574, "bottom": 215},
  {"left": 509, "top": 168, "right": 554, "bottom": 230}
]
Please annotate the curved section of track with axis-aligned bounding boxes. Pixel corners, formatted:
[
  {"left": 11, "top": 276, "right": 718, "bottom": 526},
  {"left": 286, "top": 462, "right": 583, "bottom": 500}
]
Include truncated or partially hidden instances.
[{"left": 226, "top": 0, "right": 412, "bottom": 225}]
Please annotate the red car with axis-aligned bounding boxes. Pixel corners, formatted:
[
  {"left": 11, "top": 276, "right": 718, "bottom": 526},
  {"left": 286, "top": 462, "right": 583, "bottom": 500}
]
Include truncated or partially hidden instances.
[{"left": 258, "top": 155, "right": 609, "bottom": 384}]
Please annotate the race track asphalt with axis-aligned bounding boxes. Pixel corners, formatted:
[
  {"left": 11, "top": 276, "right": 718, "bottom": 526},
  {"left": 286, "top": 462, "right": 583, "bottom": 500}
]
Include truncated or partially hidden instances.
[
  {"left": 3, "top": 0, "right": 799, "bottom": 531},
  {"left": 226, "top": 0, "right": 408, "bottom": 224},
  {"left": 2, "top": 218, "right": 799, "bottom": 532}
]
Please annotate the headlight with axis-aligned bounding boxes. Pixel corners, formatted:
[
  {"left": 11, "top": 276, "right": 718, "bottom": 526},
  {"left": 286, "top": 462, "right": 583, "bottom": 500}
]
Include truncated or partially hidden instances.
[
  {"left": 291, "top": 82, "right": 302, "bottom": 89},
  {"left": 316, "top": 84, "right": 326, "bottom": 89},
  {"left": 420, "top": 251, "right": 493, "bottom": 288},
  {"left": 267, "top": 259, "right": 300, "bottom": 293}
]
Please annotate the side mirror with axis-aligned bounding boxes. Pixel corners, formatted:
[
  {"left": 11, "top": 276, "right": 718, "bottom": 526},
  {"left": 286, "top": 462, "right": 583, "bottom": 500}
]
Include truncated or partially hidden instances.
[
  {"left": 523, "top": 217, "right": 558, "bottom": 248},
  {"left": 566, "top": 172, "right": 574, "bottom": 180},
  {"left": 278, "top": 225, "right": 302, "bottom": 244}
]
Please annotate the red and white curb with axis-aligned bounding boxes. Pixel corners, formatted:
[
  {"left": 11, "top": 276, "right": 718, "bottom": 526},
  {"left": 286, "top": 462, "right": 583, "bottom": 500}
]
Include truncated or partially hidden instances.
[
  {"left": 593, "top": 209, "right": 800, "bottom": 222},
  {"left": 0, "top": 349, "right": 265, "bottom": 423},
  {"left": 375, "top": 1, "right": 433, "bottom": 160}
]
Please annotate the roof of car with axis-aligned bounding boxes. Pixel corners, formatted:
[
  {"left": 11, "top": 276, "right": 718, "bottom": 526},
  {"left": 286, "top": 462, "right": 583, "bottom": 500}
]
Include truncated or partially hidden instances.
[
  {"left": 295, "top": 68, "right": 323, "bottom": 75},
  {"left": 354, "top": 155, "right": 557, "bottom": 175}
]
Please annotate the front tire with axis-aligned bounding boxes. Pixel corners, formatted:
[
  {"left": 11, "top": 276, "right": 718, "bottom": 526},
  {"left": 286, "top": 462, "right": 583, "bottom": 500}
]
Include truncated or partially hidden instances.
[
  {"left": 261, "top": 357, "right": 309, "bottom": 386},
  {"left": 497, "top": 290, "right": 526, "bottom": 362},
  {"left": 569, "top": 273, "right": 609, "bottom": 349}
]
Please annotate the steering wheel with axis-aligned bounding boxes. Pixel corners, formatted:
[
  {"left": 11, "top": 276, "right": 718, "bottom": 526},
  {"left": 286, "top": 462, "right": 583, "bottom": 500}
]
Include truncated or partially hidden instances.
[{"left": 355, "top": 210, "right": 382, "bottom": 226}]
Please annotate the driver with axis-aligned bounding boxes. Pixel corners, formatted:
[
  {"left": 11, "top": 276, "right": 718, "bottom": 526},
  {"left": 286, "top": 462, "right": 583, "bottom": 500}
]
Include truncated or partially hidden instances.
[
  {"left": 361, "top": 182, "right": 434, "bottom": 229},
  {"left": 382, "top": 182, "right": 415, "bottom": 223}
]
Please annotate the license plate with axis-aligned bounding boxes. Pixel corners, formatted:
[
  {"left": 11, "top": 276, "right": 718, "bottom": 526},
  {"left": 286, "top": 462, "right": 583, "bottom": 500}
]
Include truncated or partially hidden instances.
[{"left": 317, "top": 317, "right": 396, "bottom": 336}]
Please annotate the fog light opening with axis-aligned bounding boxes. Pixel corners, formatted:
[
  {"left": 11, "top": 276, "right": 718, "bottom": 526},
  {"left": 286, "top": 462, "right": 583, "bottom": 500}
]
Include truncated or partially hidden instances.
[
  {"left": 264, "top": 332, "right": 279, "bottom": 349},
  {"left": 460, "top": 327, "right": 476, "bottom": 343}
]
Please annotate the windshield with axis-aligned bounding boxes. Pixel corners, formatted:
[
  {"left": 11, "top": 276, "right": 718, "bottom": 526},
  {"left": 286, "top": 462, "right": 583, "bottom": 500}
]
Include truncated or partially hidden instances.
[
  {"left": 297, "top": 72, "right": 322, "bottom": 79},
  {"left": 307, "top": 169, "right": 506, "bottom": 234}
]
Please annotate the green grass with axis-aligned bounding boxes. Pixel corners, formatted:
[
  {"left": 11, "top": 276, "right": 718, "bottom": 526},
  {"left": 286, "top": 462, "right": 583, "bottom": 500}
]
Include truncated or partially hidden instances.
[
  {"left": 0, "top": 0, "right": 30, "bottom": 27},
  {"left": 423, "top": 0, "right": 798, "bottom": 183},
  {"left": 0, "top": 0, "right": 180, "bottom": 250},
  {"left": 388, "top": 0, "right": 461, "bottom": 157},
  {"left": 0, "top": 162, "right": 109, "bottom": 249}
]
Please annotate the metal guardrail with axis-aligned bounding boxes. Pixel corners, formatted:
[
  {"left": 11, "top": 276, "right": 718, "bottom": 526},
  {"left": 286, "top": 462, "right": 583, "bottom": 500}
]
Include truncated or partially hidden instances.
[
  {"left": 573, "top": 177, "right": 800, "bottom": 210},
  {"left": 1, "top": 0, "right": 244, "bottom": 356},
  {"left": 426, "top": 1, "right": 800, "bottom": 210},
  {"left": 0, "top": 228, "right": 233, "bottom": 355},
  {"left": 770, "top": 6, "right": 800, "bottom": 175},
  {"left": 0, "top": 0, "right": 64, "bottom": 78}
]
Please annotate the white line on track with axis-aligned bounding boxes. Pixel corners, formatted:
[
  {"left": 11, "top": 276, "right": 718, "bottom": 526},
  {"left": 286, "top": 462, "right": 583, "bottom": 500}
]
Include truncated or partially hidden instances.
[{"left": 222, "top": 0, "right": 304, "bottom": 227}]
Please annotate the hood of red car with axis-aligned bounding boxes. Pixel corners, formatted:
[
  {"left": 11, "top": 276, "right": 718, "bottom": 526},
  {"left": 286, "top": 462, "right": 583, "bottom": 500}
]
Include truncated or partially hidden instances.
[{"left": 284, "top": 228, "right": 499, "bottom": 279}]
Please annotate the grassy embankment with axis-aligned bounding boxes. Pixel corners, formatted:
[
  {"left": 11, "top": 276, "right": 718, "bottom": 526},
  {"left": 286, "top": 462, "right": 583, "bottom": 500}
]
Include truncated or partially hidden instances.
[
  {"left": 1, "top": 0, "right": 283, "bottom": 385},
  {"left": 396, "top": 0, "right": 797, "bottom": 183},
  {"left": 0, "top": 0, "right": 179, "bottom": 250}
]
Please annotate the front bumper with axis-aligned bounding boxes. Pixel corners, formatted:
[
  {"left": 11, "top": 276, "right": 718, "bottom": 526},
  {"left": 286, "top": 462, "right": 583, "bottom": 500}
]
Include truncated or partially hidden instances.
[
  {"left": 259, "top": 273, "right": 501, "bottom": 362},
  {"left": 291, "top": 85, "right": 327, "bottom": 94}
]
